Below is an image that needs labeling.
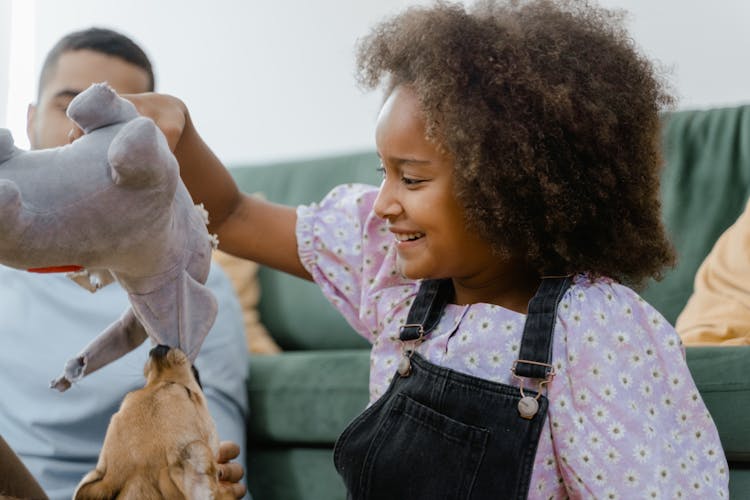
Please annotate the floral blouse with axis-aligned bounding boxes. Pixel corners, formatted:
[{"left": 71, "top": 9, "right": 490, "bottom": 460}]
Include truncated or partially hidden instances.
[{"left": 297, "top": 183, "right": 729, "bottom": 499}]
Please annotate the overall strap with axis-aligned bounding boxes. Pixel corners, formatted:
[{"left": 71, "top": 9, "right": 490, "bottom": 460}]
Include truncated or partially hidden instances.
[
  {"left": 399, "top": 276, "right": 572, "bottom": 373},
  {"left": 399, "top": 279, "right": 453, "bottom": 341},
  {"left": 513, "top": 276, "right": 572, "bottom": 380}
]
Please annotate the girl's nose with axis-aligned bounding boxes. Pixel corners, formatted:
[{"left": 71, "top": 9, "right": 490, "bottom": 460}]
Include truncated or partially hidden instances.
[{"left": 373, "top": 179, "right": 401, "bottom": 220}]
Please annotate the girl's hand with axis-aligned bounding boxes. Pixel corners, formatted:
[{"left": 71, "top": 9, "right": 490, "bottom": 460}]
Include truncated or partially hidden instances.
[
  {"left": 217, "top": 440, "right": 247, "bottom": 498},
  {"left": 123, "top": 92, "right": 187, "bottom": 152}
]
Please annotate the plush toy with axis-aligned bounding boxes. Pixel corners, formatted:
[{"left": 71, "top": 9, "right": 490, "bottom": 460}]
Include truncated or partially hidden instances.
[{"left": 0, "top": 82, "right": 217, "bottom": 391}]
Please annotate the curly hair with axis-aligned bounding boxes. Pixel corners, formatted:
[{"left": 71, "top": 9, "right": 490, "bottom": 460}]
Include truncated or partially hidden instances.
[{"left": 356, "top": 0, "right": 675, "bottom": 287}]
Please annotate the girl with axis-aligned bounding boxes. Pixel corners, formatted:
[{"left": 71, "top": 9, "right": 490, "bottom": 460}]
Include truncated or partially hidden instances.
[{"left": 131, "top": 0, "right": 728, "bottom": 497}]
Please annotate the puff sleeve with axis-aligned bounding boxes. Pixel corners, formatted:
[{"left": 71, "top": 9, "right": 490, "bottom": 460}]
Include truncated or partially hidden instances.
[
  {"left": 296, "top": 183, "right": 410, "bottom": 343},
  {"left": 546, "top": 281, "right": 728, "bottom": 498}
]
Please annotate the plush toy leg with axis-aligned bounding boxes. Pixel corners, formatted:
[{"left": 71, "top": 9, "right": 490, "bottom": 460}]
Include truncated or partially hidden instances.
[
  {"left": 50, "top": 308, "right": 148, "bottom": 392},
  {"left": 67, "top": 82, "right": 139, "bottom": 133},
  {"left": 128, "top": 270, "right": 218, "bottom": 363},
  {"left": 108, "top": 116, "right": 178, "bottom": 188}
]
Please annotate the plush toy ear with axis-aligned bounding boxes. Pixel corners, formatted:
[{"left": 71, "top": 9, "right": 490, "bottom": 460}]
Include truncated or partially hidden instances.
[
  {"left": 67, "top": 82, "right": 139, "bottom": 133},
  {"left": 108, "top": 116, "right": 178, "bottom": 189},
  {"left": 0, "top": 128, "right": 19, "bottom": 163}
]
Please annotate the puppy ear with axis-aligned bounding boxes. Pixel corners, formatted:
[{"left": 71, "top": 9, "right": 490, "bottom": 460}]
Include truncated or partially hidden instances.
[
  {"left": 74, "top": 468, "right": 120, "bottom": 500},
  {"left": 163, "top": 441, "right": 220, "bottom": 499}
]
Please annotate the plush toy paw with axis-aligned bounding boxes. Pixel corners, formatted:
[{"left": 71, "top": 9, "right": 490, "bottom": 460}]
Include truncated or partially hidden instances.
[{"left": 50, "top": 356, "right": 86, "bottom": 392}]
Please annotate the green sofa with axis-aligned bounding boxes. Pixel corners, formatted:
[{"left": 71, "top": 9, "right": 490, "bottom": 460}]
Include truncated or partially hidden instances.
[{"left": 232, "top": 105, "right": 750, "bottom": 499}]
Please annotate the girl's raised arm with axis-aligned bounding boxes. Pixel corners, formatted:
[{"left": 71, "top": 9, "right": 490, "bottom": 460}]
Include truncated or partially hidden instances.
[{"left": 127, "top": 92, "right": 311, "bottom": 280}]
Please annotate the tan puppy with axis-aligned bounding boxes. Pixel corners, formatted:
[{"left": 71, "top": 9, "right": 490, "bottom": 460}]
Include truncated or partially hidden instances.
[{"left": 74, "top": 345, "right": 234, "bottom": 499}]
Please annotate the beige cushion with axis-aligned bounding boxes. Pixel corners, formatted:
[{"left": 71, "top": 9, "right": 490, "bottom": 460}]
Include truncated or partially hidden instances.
[
  {"left": 212, "top": 249, "right": 282, "bottom": 354},
  {"left": 676, "top": 199, "right": 750, "bottom": 346}
]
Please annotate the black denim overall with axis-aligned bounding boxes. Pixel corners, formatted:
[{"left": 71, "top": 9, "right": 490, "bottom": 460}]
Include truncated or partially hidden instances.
[{"left": 333, "top": 276, "right": 571, "bottom": 500}]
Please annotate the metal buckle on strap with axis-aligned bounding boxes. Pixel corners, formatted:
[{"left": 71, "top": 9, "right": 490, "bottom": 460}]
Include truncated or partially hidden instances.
[
  {"left": 398, "top": 323, "right": 425, "bottom": 341},
  {"left": 511, "top": 359, "right": 556, "bottom": 379},
  {"left": 511, "top": 360, "right": 556, "bottom": 420},
  {"left": 397, "top": 324, "right": 425, "bottom": 377}
]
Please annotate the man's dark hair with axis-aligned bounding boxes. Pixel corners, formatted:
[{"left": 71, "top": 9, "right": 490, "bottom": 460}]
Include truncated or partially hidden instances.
[{"left": 38, "top": 27, "right": 155, "bottom": 97}]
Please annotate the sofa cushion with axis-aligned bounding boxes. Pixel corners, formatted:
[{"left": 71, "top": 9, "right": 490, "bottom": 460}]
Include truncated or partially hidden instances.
[
  {"left": 687, "top": 347, "right": 749, "bottom": 500},
  {"left": 247, "top": 448, "right": 346, "bottom": 500},
  {"left": 686, "top": 346, "right": 750, "bottom": 463},
  {"left": 230, "top": 153, "right": 380, "bottom": 350},
  {"left": 247, "top": 349, "right": 370, "bottom": 444},
  {"left": 731, "top": 470, "right": 750, "bottom": 500},
  {"left": 641, "top": 106, "right": 750, "bottom": 324}
]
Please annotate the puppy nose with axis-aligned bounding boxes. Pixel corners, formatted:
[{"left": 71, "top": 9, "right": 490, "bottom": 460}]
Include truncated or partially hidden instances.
[{"left": 149, "top": 344, "right": 171, "bottom": 359}]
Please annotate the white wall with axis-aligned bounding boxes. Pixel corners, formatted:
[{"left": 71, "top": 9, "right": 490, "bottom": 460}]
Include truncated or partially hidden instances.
[
  {"left": 0, "top": 1, "right": 10, "bottom": 128},
  {"left": 598, "top": 0, "right": 750, "bottom": 110},
  {"left": 2, "top": 0, "right": 749, "bottom": 165}
]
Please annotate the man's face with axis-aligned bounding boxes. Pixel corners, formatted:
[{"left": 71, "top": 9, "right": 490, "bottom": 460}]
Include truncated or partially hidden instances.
[{"left": 27, "top": 49, "right": 151, "bottom": 149}]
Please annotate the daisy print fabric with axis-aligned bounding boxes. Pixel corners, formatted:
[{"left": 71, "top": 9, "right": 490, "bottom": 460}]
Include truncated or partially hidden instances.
[{"left": 297, "top": 184, "right": 729, "bottom": 498}]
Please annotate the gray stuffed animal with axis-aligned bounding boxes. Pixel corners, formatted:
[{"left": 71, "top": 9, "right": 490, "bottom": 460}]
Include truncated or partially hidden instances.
[{"left": 0, "top": 82, "right": 217, "bottom": 391}]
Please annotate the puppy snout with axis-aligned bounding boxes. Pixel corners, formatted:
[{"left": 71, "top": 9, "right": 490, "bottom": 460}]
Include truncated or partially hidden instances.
[
  {"left": 144, "top": 346, "right": 194, "bottom": 382},
  {"left": 150, "top": 344, "right": 171, "bottom": 360}
]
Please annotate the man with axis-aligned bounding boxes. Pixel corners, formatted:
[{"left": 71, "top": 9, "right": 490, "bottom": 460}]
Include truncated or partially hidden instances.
[{"left": 0, "top": 28, "right": 248, "bottom": 499}]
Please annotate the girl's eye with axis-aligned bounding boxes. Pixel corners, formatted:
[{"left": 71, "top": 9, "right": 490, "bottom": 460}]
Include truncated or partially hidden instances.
[{"left": 376, "top": 164, "right": 424, "bottom": 185}]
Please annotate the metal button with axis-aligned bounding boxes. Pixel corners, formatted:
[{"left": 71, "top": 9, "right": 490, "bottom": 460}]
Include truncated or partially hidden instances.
[{"left": 518, "top": 396, "right": 539, "bottom": 419}]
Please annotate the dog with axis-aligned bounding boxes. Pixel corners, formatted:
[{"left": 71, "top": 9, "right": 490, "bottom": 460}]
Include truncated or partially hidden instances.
[{"left": 73, "top": 345, "right": 234, "bottom": 499}]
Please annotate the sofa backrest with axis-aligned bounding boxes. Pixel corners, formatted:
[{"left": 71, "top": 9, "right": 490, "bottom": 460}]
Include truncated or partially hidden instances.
[
  {"left": 641, "top": 105, "right": 750, "bottom": 324},
  {"left": 230, "top": 152, "right": 380, "bottom": 350}
]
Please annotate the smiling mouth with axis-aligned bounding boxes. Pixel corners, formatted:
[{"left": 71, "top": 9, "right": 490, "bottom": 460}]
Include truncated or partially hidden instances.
[{"left": 395, "top": 232, "right": 425, "bottom": 242}]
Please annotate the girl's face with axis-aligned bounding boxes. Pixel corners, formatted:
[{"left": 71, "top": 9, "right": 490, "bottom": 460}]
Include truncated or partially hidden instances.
[{"left": 373, "top": 86, "right": 505, "bottom": 298}]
